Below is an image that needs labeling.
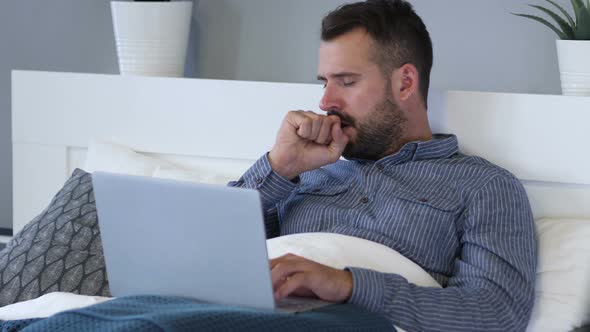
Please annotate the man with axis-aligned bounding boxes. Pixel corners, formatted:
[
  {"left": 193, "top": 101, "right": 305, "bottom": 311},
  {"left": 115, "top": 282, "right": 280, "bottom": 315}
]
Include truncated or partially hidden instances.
[{"left": 231, "top": 0, "right": 537, "bottom": 331}]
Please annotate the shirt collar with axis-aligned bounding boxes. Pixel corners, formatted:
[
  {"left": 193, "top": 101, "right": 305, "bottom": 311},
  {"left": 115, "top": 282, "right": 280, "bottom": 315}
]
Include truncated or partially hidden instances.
[{"left": 350, "top": 134, "right": 459, "bottom": 167}]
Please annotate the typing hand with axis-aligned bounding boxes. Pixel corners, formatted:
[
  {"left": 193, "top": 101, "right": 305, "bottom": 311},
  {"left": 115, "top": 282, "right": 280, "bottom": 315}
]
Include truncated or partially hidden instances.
[
  {"left": 270, "top": 253, "right": 353, "bottom": 303},
  {"left": 268, "top": 111, "right": 350, "bottom": 180}
]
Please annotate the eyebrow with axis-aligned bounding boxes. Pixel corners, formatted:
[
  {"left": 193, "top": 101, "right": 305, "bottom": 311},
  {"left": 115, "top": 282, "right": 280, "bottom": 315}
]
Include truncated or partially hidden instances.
[{"left": 316, "top": 72, "right": 361, "bottom": 82}]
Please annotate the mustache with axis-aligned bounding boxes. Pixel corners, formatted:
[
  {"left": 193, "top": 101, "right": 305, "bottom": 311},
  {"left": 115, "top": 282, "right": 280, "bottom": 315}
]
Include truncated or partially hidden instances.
[{"left": 326, "top": 110, "right": 355, "bottom": 127}]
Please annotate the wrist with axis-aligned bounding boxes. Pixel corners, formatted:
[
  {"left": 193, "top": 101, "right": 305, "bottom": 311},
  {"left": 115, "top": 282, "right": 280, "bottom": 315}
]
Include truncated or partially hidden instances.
[
  {"left": 340, "top": 270, "right": 353, "bottom": 302},
  {"left": 268, "top": 150, "right": 299, "bottom": 180}
]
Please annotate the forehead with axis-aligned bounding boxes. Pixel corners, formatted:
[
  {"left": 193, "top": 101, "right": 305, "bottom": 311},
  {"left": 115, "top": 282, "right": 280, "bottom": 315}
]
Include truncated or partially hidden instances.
[{"left": 318, "top": 28, "right": 377, "bottom": 74}]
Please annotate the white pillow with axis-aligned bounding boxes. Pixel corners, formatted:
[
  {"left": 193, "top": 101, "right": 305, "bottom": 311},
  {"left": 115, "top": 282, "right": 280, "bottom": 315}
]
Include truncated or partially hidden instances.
[
  {"left": 526, "top": 218, "right": 590, "bottom": 332},
  {"left": 0, "top": 292, "right": 112, "bottom": 321},
  {"left": 152, "top": 166, "right": 238, "bottom": 185},
  {"left": 266, "top": 232, "right": 440, "bottom": 288},
  {"left": 84, "top": 138, "right": 163, "bottom": 176}
]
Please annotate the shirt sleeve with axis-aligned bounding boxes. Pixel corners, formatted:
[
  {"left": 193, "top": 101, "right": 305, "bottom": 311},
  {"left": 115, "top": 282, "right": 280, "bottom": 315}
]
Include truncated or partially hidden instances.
[
  {"left": 228, "top": 153, "right": 299, "bottom": 238},
  {"left": 346, "top": 173, "right": 537, "bottom": 332}
]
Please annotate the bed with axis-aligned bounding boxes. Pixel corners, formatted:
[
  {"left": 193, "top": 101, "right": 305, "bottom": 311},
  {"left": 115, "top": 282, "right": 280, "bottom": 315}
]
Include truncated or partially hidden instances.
[{"left": 5, "top": 70, "right": 590, "bottom": 331}]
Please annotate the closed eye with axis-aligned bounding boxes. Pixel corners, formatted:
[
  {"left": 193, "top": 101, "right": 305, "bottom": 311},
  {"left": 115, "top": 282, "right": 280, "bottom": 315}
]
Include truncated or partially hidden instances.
[{"left": 317, "top": 73, "right": 360, "bottom": 88}]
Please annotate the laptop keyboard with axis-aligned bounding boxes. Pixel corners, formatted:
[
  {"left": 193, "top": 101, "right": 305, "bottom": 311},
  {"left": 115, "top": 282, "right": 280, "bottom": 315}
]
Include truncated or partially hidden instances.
[{"left": 276, "top": 296, "right": 333, "bottom": 313}]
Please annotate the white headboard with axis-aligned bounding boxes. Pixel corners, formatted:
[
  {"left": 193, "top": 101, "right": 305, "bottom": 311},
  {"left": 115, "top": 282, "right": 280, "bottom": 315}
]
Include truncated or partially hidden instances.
[{"left": 11, "top": 70, "right": 590, "bottom": 233}]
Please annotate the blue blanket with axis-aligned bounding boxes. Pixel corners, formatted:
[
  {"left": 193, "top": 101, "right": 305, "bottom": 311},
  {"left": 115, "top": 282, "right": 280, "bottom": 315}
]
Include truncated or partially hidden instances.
[{"left": 0, "top": 295, "right": 394, "bottom": 331}]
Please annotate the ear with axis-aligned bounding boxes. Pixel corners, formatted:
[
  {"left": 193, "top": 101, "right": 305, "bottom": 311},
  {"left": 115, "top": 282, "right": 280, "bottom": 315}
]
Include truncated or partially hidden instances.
[{"left": 390, "top": 63, "right": 419, "bottom": 103}]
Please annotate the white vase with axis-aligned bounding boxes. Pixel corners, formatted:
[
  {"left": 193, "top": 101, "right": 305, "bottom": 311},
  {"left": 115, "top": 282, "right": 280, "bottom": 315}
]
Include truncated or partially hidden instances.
[
  {"left": 111, "top": 1, "right": 193, "bottom": 77},
  {"left": 556, "top": 40, "right": 590, "bottom": 96}
]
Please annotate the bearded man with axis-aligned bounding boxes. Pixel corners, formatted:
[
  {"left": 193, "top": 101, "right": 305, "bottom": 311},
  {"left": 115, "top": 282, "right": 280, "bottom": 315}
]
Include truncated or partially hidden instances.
[{"left": 231, "top": 1, "right": 537, "bottom": 331}]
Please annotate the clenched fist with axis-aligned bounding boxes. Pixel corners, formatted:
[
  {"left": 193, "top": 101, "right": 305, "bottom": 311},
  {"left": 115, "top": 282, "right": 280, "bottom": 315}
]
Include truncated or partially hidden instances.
[{"left": 268, "top": 111, "right": 350, "bottom": 180}]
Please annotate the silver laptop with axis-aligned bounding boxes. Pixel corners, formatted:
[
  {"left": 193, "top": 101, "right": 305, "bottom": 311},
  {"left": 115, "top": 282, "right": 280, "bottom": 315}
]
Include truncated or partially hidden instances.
[{"left": 92, "top": 171, "right": 330, "bottom": 313}]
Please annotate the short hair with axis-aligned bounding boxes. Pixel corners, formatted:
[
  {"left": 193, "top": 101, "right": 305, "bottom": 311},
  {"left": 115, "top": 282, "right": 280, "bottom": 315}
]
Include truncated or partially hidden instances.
[{"left": 321, "top": 0, "right": 433, "bottom": 107}]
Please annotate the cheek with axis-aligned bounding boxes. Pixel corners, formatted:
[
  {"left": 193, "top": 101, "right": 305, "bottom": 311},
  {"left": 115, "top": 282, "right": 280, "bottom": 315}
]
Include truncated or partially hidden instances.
[
  {"left": 344, "top": 93, "right": 368, "bottom": 118},
  {"left": 353, "top": 80, "right": 385, "bottom": 103},
  {"left": 346, "top": 90, "right": 383, "bottom": 123}
]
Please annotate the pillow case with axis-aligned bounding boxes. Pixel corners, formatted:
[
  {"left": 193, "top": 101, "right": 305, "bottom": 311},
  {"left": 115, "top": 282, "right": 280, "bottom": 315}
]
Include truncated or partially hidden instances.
[
  {"left": 84, "top": 139, "right": 241, "bottom": 185},
  {"left": 152, "top": 166, "right": 239, "bottom": 185},
  {"left": 526, "top": 218, "right": 590, "bottom": 332},
  {"left": 0, "top": 292, "right": 111, "bottom": 320},
  {"left": 0, "top": 169, "right": 110, "bottom": 307},
  {"left": 83, "top": 138, "right": 163, "bottom": 176}
]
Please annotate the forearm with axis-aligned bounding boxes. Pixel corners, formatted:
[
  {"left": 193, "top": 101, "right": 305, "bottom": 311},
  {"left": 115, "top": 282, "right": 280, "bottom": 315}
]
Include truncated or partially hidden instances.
[
  {"left": 347, "top": 268, "right": 534, "bottom": 332},
  {"left": 229, "top": 153, "right": 298, "bottom": 237}
]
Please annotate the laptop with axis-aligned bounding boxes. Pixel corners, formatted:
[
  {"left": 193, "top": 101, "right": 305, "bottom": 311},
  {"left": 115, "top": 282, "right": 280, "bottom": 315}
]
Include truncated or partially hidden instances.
[{"left": 92, "top": 171, "right": 331, "bottom": 313}]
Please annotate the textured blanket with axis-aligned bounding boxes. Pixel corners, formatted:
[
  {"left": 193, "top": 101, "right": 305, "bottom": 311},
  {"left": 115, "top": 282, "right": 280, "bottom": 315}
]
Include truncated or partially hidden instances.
[{"left": 0, "top": 295, "right": 393, "bottom": 331}]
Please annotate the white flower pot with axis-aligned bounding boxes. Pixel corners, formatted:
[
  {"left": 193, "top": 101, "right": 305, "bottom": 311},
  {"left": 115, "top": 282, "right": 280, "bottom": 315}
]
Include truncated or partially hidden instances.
[
  {"left": 556, "top": 40, "right": 590, "bottom": 96},
  {"left": 111, "top": 1, "right": 192, "bottom": 77}
]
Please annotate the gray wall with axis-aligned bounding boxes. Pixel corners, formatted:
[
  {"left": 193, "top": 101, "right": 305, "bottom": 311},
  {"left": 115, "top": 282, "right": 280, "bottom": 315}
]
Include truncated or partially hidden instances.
[
  {"left": 0, "top": 0, "right": 119, "bottom": 231},
  {"left": 0, "top": 0, "right": 568, "bottom": 230}
]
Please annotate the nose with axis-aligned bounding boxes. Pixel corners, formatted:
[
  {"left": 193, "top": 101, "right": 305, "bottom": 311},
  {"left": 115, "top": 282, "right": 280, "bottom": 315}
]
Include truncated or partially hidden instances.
[{"left": 319, "top": 84, "right": 341, "bottom": 113}]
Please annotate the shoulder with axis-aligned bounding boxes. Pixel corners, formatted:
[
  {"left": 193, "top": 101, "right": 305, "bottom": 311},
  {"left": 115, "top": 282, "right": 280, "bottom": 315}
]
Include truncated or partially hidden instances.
[
  {"left": 439, "top": 153, "right": 522, "bottom": 187},
  {"left": 411, "top": 153, "right": 528, "bottom": 209},
  {"left": 453, "top": 154, "right": 531, "bottom": 212}
]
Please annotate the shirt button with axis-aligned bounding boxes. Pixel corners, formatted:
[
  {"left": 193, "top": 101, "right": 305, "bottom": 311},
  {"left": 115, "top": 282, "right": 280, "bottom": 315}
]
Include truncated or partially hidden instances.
[
  {"left": 376, "top": 164, "right": 384, "bottom": 171},
  {"left": 255, "top": 178, "right": 263, "bottom": 184},
  {"left": 360, "top": 197, "right": 369, "bottom": 204},
  {"left": 312, "top": 189, "right": 321, "bottom": 193}
]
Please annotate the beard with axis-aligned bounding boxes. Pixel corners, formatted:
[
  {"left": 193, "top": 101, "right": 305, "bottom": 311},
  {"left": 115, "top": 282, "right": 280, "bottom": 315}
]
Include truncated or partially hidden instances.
[{"left": 330, "top": 94, "right": 407, "bottom": 161}]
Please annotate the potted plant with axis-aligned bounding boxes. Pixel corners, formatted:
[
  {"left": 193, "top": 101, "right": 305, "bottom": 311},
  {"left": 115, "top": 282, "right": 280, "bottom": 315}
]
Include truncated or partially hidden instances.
[
  {"left": 111, "top": 0, "right": 193, "bottom": 77},
  {"left": 513, "top": 0, "right": 590, "bottom": 96}
]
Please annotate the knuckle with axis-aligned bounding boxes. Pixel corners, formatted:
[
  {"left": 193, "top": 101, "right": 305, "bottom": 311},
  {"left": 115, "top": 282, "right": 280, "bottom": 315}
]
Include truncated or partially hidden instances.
[{"left": 288, "top": 110, "right": 304, "bottom": 119}]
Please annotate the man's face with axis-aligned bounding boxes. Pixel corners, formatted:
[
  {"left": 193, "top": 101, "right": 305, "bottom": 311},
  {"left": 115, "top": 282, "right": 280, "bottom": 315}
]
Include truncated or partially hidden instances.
[{"left": 317, "top": 28, "right": 406, "bottom": 160}]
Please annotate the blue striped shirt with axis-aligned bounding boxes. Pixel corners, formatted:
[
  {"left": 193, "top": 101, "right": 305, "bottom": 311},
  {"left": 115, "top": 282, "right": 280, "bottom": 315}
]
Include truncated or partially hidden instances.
[{"left": 230, "top": 134, "right": 537, "bottom": 332}]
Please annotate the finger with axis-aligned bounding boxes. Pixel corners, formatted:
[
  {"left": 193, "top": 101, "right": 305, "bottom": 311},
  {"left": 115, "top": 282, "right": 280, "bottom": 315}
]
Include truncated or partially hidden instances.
[
  {"left": 269, "top": 253, "right": 300, "bottom": 269},
  {"left": 295, "top": 114, "right": 313, "bottom": 139},
  {"left": 290, "top": 287, "right": 316, "bottom": 298},
  {"left": 269, "top": 257, "right": 284, "bottom": 270},
  {"left": 274, "top": 272, "right": 308, "bottom": 300},
  {"left": 271, "top": 260, "right": 305, "bottom": 290},
  {"left": 271, "top": 260, "right": 309, "bottom": 290},
  {"left": 304, "top": 111, "right": 323, "bottom": 142},
  {"left": 328, "top": 122, "right": 350, "bottom": 159},
  {"left": 317, "top": 116, "right": 335, "bottom": 144},
  {"left": 285, "top": 111, "right": 312, "bottom": 139}
]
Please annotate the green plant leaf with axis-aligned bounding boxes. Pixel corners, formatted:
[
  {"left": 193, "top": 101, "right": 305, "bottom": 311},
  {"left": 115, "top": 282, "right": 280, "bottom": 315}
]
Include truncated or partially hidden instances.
[
  {"left": 512, "top": 13, "right": 569, "bottom": 39},
  {"left": 572, "top": 0, "right": 590, "bottom": 39},
  {"left": 530, "top": 4, "right": 575, "bottom": 38},
  {"left": 545, "top": 0, "right": 576, "bottom": 27},
  {"left": 572, "top": 0, "right": 586, "bottom": 23}
]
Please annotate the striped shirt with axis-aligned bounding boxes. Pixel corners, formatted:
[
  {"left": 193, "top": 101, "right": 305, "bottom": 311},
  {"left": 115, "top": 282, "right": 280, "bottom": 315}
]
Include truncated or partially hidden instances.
[{"left": 230, "top": 134, "right": 537, "bottom": 332}]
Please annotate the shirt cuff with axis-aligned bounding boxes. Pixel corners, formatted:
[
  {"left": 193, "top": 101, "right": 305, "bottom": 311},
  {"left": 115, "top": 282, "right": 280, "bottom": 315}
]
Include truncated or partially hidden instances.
[
  {"left": 346, "top": 267, "right": 387, "bottom": 313},
  {"left": 240, "top": 153, "right": 299, "bottom": 208}
]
